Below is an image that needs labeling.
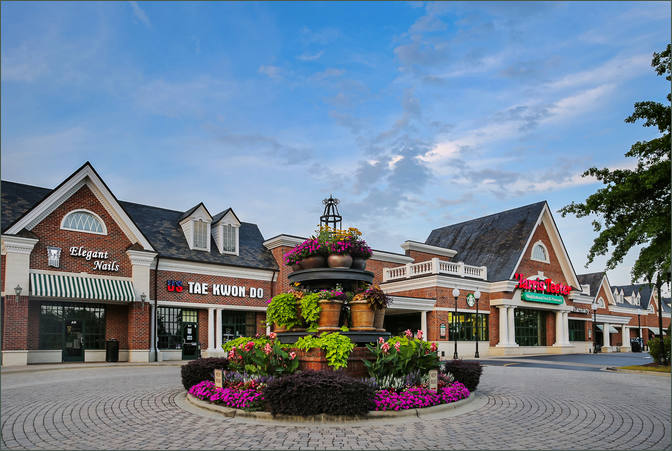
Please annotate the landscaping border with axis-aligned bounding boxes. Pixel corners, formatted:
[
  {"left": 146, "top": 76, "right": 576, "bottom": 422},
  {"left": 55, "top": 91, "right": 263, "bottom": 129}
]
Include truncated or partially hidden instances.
[{"left": 185, "top": 390, "right": 477, "bottom": 422}]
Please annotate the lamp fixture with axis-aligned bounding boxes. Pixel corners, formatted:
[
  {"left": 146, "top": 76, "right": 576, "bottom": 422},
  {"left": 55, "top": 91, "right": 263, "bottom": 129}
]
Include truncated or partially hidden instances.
[{"left": 14, "top": 284, "right": 22, "bottom": 302}]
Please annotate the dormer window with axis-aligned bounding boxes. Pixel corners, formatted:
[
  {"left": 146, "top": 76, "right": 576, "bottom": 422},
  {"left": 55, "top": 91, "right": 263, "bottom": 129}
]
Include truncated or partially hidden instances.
[
  {"left": 61, "top": 209, "right": 107, "bottom": 235},
  {"left": 179, "top": 203, "right": 212, "bottom": 252},
  {"left": 531, "top": 241, "right": 550, "bottom": 263},
  {"left": 223, "top": 224, "right": 236, "bottom": 252},
  {"left": 193, "top": 220, "right": 209, "bottom": 250},
  {"left": 212, "top": 208, "right": 241, "bottom": 255}
]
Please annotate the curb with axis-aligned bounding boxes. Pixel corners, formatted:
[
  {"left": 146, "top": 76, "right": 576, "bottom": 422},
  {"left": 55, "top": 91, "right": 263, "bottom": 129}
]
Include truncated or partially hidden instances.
[
  {"left": 185, "top": 391, "right": 476, "bottom": 422},
  {"left": 605, "top": 367, "right": 671, "bottom": 376},
  {"left": 0, "top": 362, "right": 185, "bottom": 375}
]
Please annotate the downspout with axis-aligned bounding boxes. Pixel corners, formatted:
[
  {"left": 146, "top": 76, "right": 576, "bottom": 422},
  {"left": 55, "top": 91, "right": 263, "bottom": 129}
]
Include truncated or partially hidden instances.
[{"left": 154, "top": 255, "right": 160, "bottom": 362}]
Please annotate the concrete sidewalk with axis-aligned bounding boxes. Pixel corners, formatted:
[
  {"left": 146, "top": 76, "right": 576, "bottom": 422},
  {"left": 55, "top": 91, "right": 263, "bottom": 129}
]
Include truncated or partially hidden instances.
[{"left": 1, "top": 360, "right": 187, "bottom": 375}]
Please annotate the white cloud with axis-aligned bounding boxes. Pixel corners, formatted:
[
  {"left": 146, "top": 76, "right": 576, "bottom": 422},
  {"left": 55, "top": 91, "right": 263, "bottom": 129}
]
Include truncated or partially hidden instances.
[
  {"left": 297, "top": 50, "right": 324, "bottom": 61},
  {"left": 258, "top": 65, "right": 282, "bottom": 79},
  {"left": 313, "top": 68, "right": 344, "bottom": 80},
  {"left": 129, "top": 1, "right": 152, "bottom": 29},
  {"left": 546, "top": 54, "right": 650, "bottom": 91}
]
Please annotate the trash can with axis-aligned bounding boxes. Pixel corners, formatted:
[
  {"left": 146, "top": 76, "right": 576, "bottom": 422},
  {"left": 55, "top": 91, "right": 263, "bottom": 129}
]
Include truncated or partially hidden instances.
[
  {"left": 105, "top": 338, "right": 119, "bottom": 362},
  {"left": 630, "top": 338, "right": 642, "bottom": 353}
]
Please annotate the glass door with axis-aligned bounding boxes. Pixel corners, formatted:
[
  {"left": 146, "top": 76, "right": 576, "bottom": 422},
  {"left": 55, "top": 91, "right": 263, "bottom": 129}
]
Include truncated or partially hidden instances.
[
  {"left": 181, "top": 310, "right": 199, "bottom": 360},
  {"left": 63, "top": 319, "right": 84, "bottom": 361}
]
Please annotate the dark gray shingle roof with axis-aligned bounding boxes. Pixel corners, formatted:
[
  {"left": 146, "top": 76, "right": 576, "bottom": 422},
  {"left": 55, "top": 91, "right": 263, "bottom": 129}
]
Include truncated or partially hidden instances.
[
  {"left": 577, "top": 272, "right": 605, "bottom": 298},
  {"left": 611, "top": 283, "right": 653, "bottom": 310},
  {"left": 2, "top": 180, "right": 278, "bottom": 271},
  {"left": 425, "top": 201, "right": 546, "bottom": 282}
]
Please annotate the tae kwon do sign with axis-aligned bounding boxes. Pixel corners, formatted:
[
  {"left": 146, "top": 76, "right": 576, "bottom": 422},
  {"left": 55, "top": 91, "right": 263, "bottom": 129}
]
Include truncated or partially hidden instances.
[
  {"left": 514, "top": 273, "right": 571, "bottom": 305},
  {"left": 166, "top": 280, "right": 264, "bottom": 298}
]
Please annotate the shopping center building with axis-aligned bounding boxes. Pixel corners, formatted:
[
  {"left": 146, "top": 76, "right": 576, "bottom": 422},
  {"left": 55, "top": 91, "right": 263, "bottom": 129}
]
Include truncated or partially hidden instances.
[{"left": 1, "top": 162, "right": 669, "bottom": 365}]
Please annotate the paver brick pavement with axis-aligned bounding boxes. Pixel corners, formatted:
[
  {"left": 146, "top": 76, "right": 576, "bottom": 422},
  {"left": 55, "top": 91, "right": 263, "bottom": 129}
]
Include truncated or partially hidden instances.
[{"left": 1, "top": 365, "right": 670, "bottom": 450}]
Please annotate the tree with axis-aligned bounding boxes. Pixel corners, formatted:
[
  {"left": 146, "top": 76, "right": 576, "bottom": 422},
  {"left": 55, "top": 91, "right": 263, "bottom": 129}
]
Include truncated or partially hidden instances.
[{"left": 560, "top": 45, "right": 671, "bottom": 363}]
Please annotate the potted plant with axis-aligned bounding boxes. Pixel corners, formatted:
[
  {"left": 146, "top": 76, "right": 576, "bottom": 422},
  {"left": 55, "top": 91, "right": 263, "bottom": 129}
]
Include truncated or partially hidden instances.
[
  {"left": 283, "top": 238, "right": 326, "bottom": 270},
  {"left": 361, "top": 285, "right": 390, "bottom": 331},
  {"left": 327, "top": 239, "right": 353, "bottom": 268},
  {"left": 295, "top": 332, "right": 355, "bottom": 370},
  {"left": 350, "top": 289, "right": 375, "bottom": 331},
  {"left": 316, "top": 289, "right": 345, "bottom": 332},
  {"left": 343, "top": 228, "right": 372, "bottom": 270},
  {"left": 266, "top": 293, "right": 300, "bottom": 332},
  {"left": 299, "top": 292, "right": 321, "bottom": 332}
]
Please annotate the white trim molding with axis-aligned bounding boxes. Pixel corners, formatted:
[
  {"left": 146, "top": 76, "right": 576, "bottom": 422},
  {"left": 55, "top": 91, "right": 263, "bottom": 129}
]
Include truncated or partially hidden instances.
[
  {"left": 530, "top": 240, "right": 550, "bottom": 264},
  {"left": 263, "top": 235, "right": 305, "bottom": 250},
  {"left": 1, "top": 235, "right": 39, "bottom": 255},
  {"left": 387, "top": 295, "right": 435, "bottom": 311},
  {"left": 371, "top": 250, "right": 414, "bottom": 264},
  {"left": 400, "top": 241, "right": 457, "bottom": 258},
  {"left": 157, "top": 300, "right": 267, "bottom": 311},
  {"left": 594, "top": 313, "right": 632, "bottom": 325},
  {"left": 126, "top": 249, "right": 157, "bottom": 267},
  {"left": 157, "top": 258, "right": 275, "bottom": 281},
  {"left": 382, "top": 274, "right": 492, "bottom": 294}
]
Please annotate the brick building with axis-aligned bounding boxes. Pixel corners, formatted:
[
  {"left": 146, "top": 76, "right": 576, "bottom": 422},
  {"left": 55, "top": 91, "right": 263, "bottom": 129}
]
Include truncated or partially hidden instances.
[{"left": 1, "top": 162, "right": 669, "bottom": 365}]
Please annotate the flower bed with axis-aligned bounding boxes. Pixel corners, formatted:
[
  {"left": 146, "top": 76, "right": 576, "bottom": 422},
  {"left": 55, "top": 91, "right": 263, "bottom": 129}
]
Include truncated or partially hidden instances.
[
  {"left": 188, "top": 380, "right": 265, "bottom": 410},
  {"left": 372, "top": 382, "right": 470, "bottom": 411}
]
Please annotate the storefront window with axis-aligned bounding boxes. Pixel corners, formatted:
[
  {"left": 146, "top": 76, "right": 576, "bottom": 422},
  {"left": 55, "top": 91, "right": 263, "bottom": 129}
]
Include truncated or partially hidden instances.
[
  {"left": 39, "top": 302, "right": 106, "bottom": 349},
  {"left": 447, "top": 312, "right": 489, "bottom": 341},
  {"left": 221, "top": 311, "right": 256, "bottom": 343},
  {"left": 157, "top": 307, "right": 182, "bottom": 349},
  {"left": 568, "top": 319, "right": 586, "bottom": 341},
  {"left": 514, "top": 308, "right": 547, "bottom": 346}
]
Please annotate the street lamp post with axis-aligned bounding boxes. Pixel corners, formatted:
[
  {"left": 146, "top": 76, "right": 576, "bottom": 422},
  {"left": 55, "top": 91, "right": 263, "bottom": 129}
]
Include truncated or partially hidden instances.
[
  {"left": 452, "top": 287, "right": 460, "bottom": 360},
  {"left": 591, "top": 302, "right": 598, "bottom": 354},
  {"left": 474, "top": 289, "right": 481, "bottom": 358},
  {"left": 638, "top": 313, "right": 642, "bottom": 350}
]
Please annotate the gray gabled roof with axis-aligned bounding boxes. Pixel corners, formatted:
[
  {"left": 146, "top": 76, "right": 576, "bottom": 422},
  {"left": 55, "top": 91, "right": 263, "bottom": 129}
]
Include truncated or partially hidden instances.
[
  {"left": 577, "top": 272, "right": 605, "bottom": 298},
  {"left": 2, "top": 180, "right": 278, "bottom": 271},
  {"left": 611, "top": 283, "right": 653, "bottom": 310},
  {"left": 425, "top": 201, "right": 546, "bottom": 282}
]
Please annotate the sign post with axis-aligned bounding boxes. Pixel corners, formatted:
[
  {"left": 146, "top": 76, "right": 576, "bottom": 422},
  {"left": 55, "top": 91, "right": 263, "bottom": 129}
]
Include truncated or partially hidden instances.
[
  {"left": 214, "top": 369, "right": 223, "bottom": 388},
  {"left": 429, "top": 369, "right": 438, "bottom": 391}
]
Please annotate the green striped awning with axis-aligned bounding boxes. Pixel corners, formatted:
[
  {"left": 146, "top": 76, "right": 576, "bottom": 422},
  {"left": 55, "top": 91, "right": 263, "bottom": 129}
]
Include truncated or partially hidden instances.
[{"left": 30, "top": 272, "right": 136, "bottom": 302}]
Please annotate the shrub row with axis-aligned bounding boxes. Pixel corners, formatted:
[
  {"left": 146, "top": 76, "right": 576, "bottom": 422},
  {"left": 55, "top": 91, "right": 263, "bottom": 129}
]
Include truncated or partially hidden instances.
[
  {"left": 441, "top": 360, "right": 483, "bottom": 392},
  {"left": 263, "top": 370, "right": 374, "bottom": 416},
  {"left": 181, "top": 357, "right": 229, "bottom": 390}
]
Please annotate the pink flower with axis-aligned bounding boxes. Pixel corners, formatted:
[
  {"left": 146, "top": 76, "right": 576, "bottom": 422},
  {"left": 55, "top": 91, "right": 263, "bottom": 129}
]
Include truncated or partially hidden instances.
[
  {"left": 228, "top": 349, "right": 235, "bottom": 359},
  {"left": 416, "top": 330, "right": 424, "bottom": 340},
  {"left": 269, "top": 332, "right": 277, "bottom": 340},
  {"left": 381, "top": 342, "right": 390, "bottom": 354},
  {"left": 238, "top": 343, "right": 244, "bottom": 350},
  {"left": 404, "top": 329, "right": 413, "bottom": 338},
  {"left": 289, "top": 351, "right": 296, "bottom": 360},
  {"left": 378, "top": 336, "right": 385, "bottom": 344},
  {"left": 244, "top": 341, "right": 255, "bottom": 351},
  {"left": 430, "top": 342, "right": 438, "bottom": 352},
  {"left": 263, "top": 343, "right": 272, "bottom": 355},
  {"left": 394, "top": 341, "right": 401, "bottom": 352}
]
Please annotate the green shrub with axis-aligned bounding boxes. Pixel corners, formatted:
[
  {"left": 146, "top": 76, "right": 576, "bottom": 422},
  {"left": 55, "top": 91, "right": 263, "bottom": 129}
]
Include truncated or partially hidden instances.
[
  {"left": 222, "top": 335, "right": 299, "bottom": 376},
  {"left": 299, "top": 293, "right": 321, "bottom": 331},
  {"left": 363, "top": 331, "right": 439, "bottom": 382},
  {"left": 266, "top": 293, "right": 300, "bottom": 329},
  {"left": 180, "top": 357, "right": 229, "bottom": 390},
  {"left": 648, "top": 336, "right": 671, "bottom": 364},
  {"left": 264, "top": 370, "right": 374, "bottom": 416},
  {"left": 442, "top": 360, "right": 483, "bottom": 392}
]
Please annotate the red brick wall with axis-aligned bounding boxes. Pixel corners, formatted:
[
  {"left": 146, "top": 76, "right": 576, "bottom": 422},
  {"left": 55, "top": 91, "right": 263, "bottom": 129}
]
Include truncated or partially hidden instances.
[
  {"left": 198, "top": 309, "right": 208, "bottom": 350},
  {"left": 29, "top": 185, "right": 134, "bottom": 277},
  {"left": 2, "top": 296, "right": 29, "bottom": 350},
  {"left": 153, "top": 270, "right": 272, "bottom": 308},
  {"left": 255, "top": 312, "right": 266, "bottom": 335},
  {"left": 1, "top": 255, "right": 5, "bottom": 293},
  {"left": 546, "top": 311, "right": 556, "bottom": 345},
  {"left": 358, "top": 257, "right": 405, "bottom": 285},
  {"left": 28, "top": 302, "right": 41, "bottom": 350},
  {"left": 270, "top": 246, "right": 293, "bottom": 295},
  {"left": 406, "top": 250, "right": 451, "bottom": 263},
  {"left": 515, "top": 222, "right": 571, "bottom": 289},
  {"left": 106, "top": 304, "right": 129, "bottom": 349},
  {"left": 127, "top": 303, "right": 150, "bottom": 349}
]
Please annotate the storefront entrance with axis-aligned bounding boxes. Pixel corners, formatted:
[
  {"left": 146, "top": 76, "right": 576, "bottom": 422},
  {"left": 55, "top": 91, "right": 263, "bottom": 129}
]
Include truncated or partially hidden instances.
[
  {"left": 157, "top": 307, "right": 201, "bottom": 360},
  {"left": 63, "top": 319, "right": 84, "bottom": 362},
  {"left": 514, "top": 308, "right": 547, "bottom": 346}
]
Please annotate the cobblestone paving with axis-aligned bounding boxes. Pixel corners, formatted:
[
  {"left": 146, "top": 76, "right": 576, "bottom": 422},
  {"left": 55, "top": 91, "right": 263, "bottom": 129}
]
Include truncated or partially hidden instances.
[{"left": 1, "top": 365, "right": 670, "bottom": 450}]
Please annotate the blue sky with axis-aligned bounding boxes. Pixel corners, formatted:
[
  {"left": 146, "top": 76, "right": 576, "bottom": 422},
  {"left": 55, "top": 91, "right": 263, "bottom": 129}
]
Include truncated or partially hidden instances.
[{"left": 2, "top": 1, "right": 669, "bottom": 287}]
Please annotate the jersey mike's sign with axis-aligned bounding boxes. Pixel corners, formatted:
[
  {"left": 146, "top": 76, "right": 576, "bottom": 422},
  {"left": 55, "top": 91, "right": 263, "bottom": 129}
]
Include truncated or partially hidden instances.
[{"left": 514, "top": 273, "right": 571, "bottom": 296}]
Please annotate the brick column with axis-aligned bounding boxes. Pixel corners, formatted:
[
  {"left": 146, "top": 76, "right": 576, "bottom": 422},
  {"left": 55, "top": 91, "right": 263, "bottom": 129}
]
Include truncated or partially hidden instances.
[{"left": 127, "top": 303, "right": 151, "bottom": 362}]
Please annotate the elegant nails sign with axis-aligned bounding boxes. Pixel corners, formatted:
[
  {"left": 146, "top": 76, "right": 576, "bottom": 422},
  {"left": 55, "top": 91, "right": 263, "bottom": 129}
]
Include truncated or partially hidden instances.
[{"left": 514, "top": 273, "right": 571, "bottom": 296}]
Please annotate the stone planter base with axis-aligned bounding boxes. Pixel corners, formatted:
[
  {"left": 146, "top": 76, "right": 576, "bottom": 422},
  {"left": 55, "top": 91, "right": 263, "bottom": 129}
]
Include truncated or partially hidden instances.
[{"left": 296, "top": 346, "right": 375, "bottom": 379}]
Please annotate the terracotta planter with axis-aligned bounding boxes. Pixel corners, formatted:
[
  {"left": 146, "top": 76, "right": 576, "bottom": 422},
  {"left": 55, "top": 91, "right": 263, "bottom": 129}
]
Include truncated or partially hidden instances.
[
  {"left": 373, "top": 307, "right": 386, "bottom": 332},
  {"left": 273, "top": 323, "right": 289, "bottom": 333},
  {"left": 350, "top": 299, "right": 375, "bottom": 331},
  {"left": 317, "top": 299, "right": 343, "bottom": 332},
  {"left": 351, "top": 257, "right": 367, "bottom": 270},
  {"left": 328, "top": 254, "right": 353, "bottom": 269},
  {"left": 299, "top": 255, "right": 326, "bottom": 269}
]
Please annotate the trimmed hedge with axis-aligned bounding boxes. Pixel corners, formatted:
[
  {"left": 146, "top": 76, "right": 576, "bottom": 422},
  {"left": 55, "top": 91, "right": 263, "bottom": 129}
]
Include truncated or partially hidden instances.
[
  {"left": 442, "top": 360, "right": 483, "bottom": 392},
  {"left": 181, "top": 358, "right": 229, "bottom": 390},
  {"left": 264, "top": 370, "right": 374, "bottom": 416}
]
